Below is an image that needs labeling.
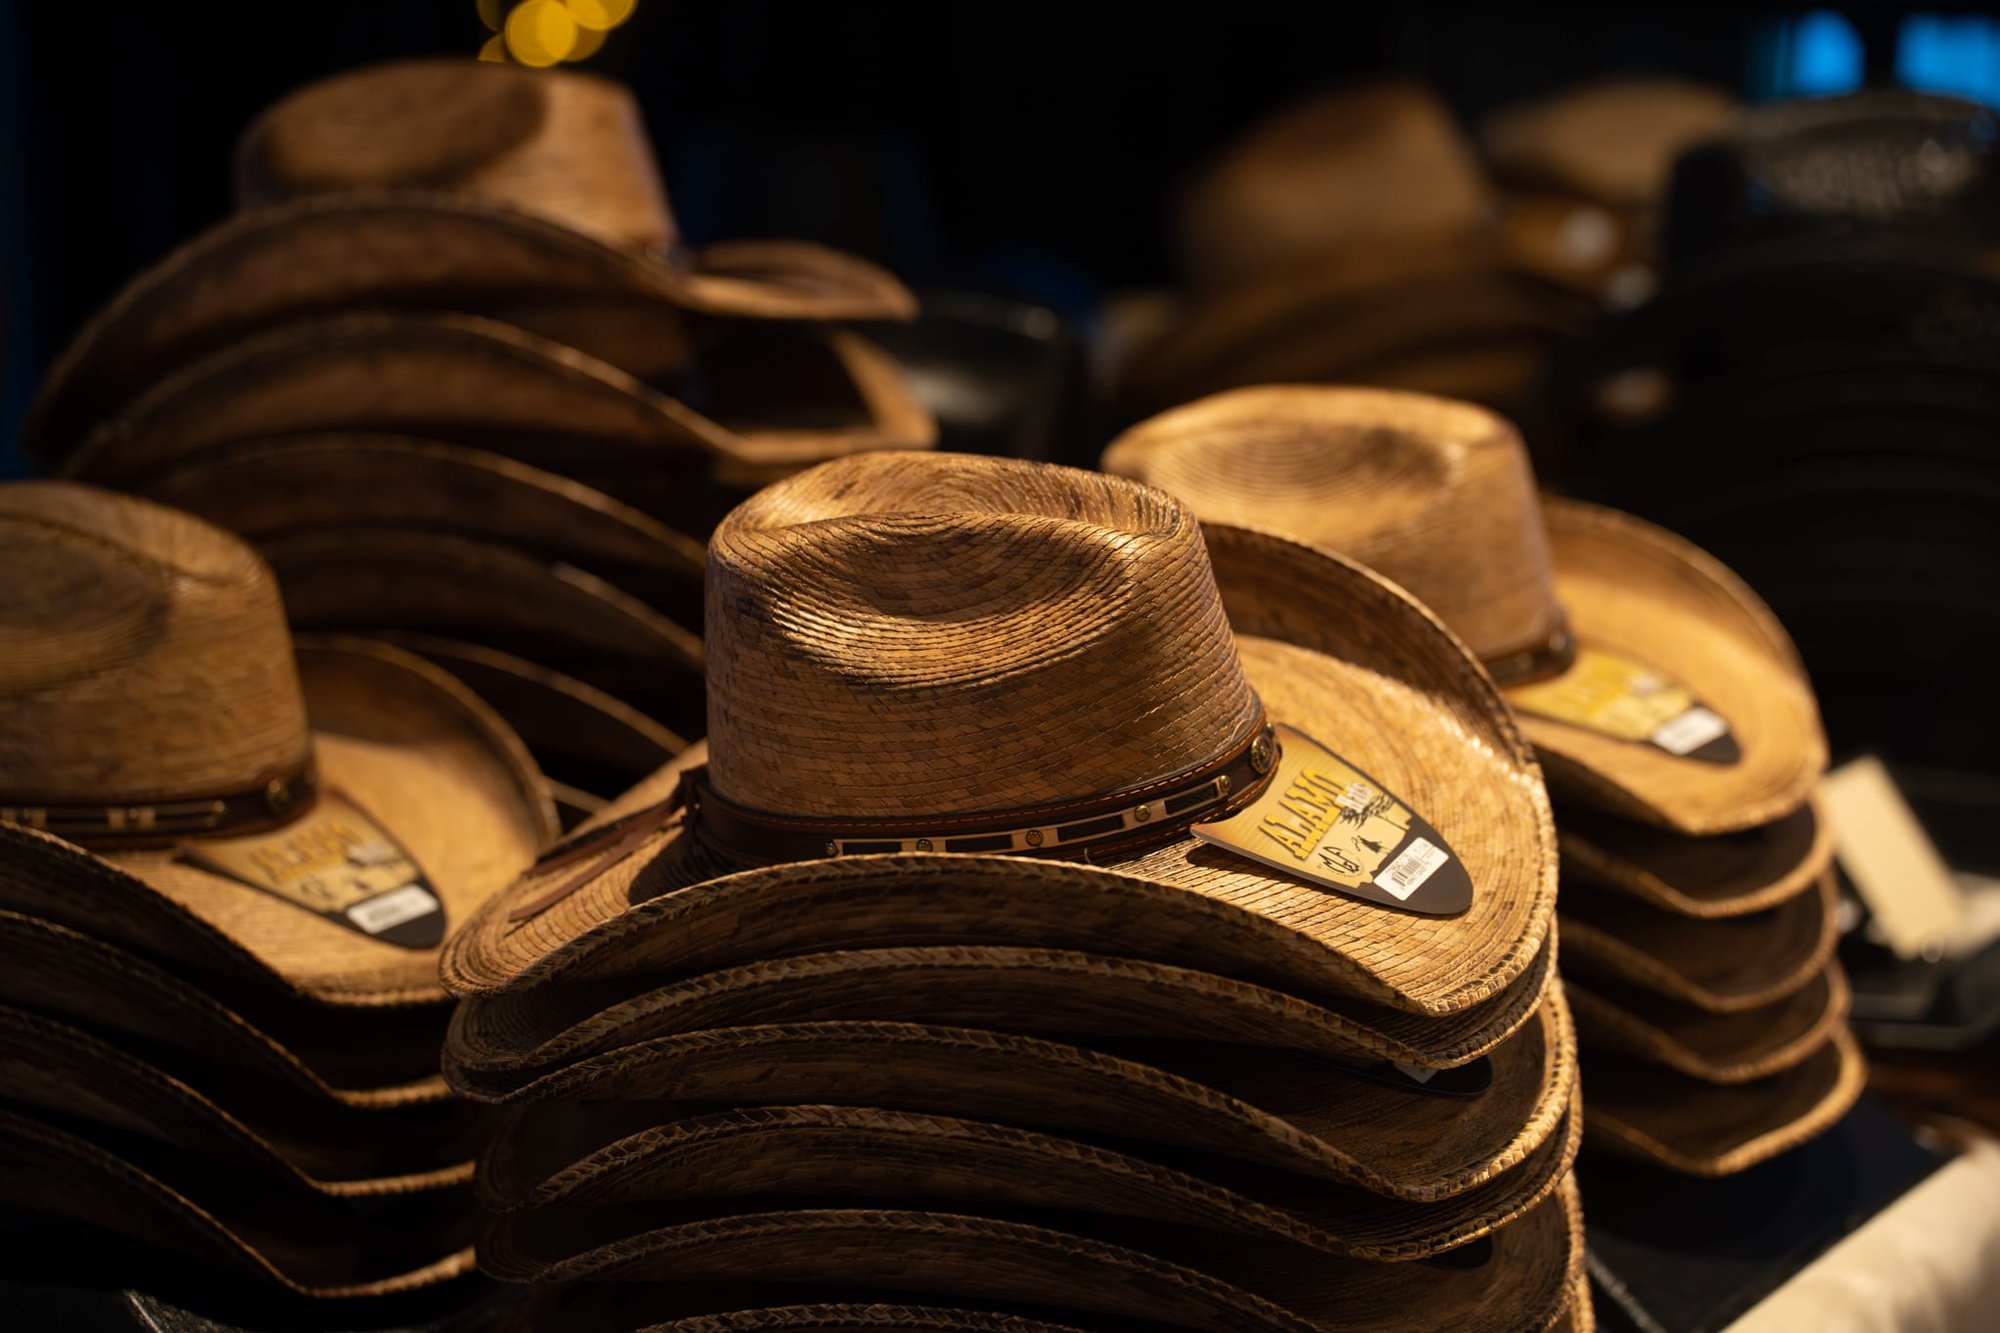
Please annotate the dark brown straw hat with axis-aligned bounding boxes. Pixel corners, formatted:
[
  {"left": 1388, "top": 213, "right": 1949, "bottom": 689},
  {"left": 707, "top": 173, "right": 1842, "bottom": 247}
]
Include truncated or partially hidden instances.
[
  {"left": 1566, "top": 962, "right": 1848, "bottom": 1084},
  {"left": 478, "top": 1179, "right": 1582, "bottom": 1332},
  {"left": 1557, "top": 794, "right": 1830, "bottom": 917},
  {"left": 445, "top": 453, "right": 1557, "bottom": 1018},
  {"left": 476, "top": 1089, "right": 1579, "bottom": 1261},
  {"left": 1104, "top": 385, "right": 1827, "bottom": 834},
  {"left": 1582, "top": 1028, "right": 1867, "bottom": 1174},
  {"left": 24, "top": 57, "right": 918, "bottom": 460},
  {"left": 60, "top": 313, "right": 933, "bottom": 485},
  {"left": 0, "top": 1106, "right": 476, "bottom": 1298},
  {"left": 455, "top": 994, "right": 1576, "bottom": 1204},
  {"left": 0, "top": 482, "right": 556, "bottom": 1007},
  {"left": 1559, "top": 871, "right": 1836, "bottom": 1012},
  {"left": 444, "top": 931, "right": 1554, "bottom": 1099}
]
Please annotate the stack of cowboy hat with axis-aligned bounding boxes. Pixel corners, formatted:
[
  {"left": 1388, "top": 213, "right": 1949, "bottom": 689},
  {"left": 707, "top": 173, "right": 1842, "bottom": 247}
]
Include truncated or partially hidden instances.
[
  {"left": 19, "top": 57, "right": 939, "bottom": 828},
  {"left": 1480, "top": 78, "right": 1739, "bottom": 310},
  {"left": 1550, "top": 90, "right": 2000, "bottom": 774},
  {"left": 1112, "top": 81, "right": 1592, "bottom": 424},
  {"left": 436, "top": 451, "right": 1591, "bottom": 1330},
  {"left": 1105, "top": 385, "right": 1865, "bottom": 1177},
  {"left": 0, "top": 483, "right": 558, "bottom": 1315}
]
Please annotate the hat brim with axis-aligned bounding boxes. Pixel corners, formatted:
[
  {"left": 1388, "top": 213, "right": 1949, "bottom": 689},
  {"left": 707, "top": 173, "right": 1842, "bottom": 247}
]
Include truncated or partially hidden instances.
[
  {"left": 1581, "top": 1027, "right": 1866, "bottom": 1175},
  {"left": 0, "top": 637, "right": 555, "bottom": 1007},
  {"left": 24, "top": 194, "right": 918, "bottom": 462},
  {"left": 459, "top": 990, "right": 1574, "bottom": 1205},
  {"left": 447, "top": 523, "right": 1557, "bottom": 1020},
  {"left": 479, "top": 1179, "right": 1581, "bottom": 1332},
  {"left": 1514, "top": 500, "right": 1827, "bottom": 834},
  {"left": 1557, "top": 794, "right": 1831, "bottom": 917},
  {"left": 60, "top": 312, "right": 934, "bottom": 484},
  {"left": 0, "top": 1106, "right": 477, "bottom": 1297},
  {"left": 1566, "top": 961, "right": 1848, "bottom": 1083},
  {"left": 445, "top": 934, "right": 1554, "bottom": 1101},
  {"left": 1559, "top": 871, "right": 1835, "bottom": 1012}
]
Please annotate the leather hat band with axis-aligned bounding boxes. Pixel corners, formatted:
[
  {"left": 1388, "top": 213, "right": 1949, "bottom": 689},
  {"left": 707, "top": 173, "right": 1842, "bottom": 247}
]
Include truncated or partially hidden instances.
[
  {"left": 1483, "top": 614, "right": 1577, "bottom": 687},
  {"left": 0, "top": 760, "right": 319, "bottom": 851}
]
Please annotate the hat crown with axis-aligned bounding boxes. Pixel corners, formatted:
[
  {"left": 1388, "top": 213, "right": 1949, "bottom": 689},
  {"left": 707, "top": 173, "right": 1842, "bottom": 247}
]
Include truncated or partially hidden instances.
[
  {"left": 233, "top": 58, "right": 676, "bottom": 254},
  {"left": 705, "top": 454, "right": 1260, "bottom": 817},
  {"left": 1103, "top": 386, "right": 1563, "bottom": 668},
  {"left": 0, "top": 484, "right": 311, "bottom": 807}
]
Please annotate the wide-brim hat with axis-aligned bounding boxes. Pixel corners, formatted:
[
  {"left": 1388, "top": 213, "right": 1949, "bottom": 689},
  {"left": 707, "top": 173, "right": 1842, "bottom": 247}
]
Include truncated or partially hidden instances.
[
  {"left": 0, "top": 637, "right": 555, "bottom": 1008},
  {"left": 258, "top": 529, "right": 704, "bottom": 738},
  {"left": 476, "top": 1089, "right": 1578, "bottom": 1262},
  {"left": 446, "top": 487, "right": 1558, "bottom": 1021},
  {"left": 479, "top": 1179, "right": 1583, "bottom": 1332},
  {"left": 0, "top": 910, "right": 449, "bottom": 1108},
  {"left": 0, "top": 1106, "right": 477, "bottom": 1297},
  {"left": 1559, "top": 871, "right": 1835, "bottom": 1012},
  {"left": 128, "top": 434, "right": 706, "bottom": 623},
  {"left": 455, "top": 995, "right": 1575, "bottom": 1204},
  {"left": 444, "top": 931, "right": 1555, "bottom": 1099},
  {"left": 0, "top": 1004, "right": 470, "bottom": 1197},
  {"left": 1582, "top": 1028, "right": 1866, "bottom": 1175},
  {"left": 1557, "top": 793, "right": 1830, "bottom": 917},
  {"left": 1103, "top": 387, "right": 1827, "bottom": 834},
  {"left": 59, "top": 313, "right": 934, "bottom": 486},
  {"left": 1565, "top": 962, "right": 1848, "bottom": 1084}
]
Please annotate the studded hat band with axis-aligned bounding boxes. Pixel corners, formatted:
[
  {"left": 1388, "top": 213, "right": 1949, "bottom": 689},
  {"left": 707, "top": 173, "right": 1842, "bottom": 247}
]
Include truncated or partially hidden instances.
[
  {"left": 0, "top": 758, "right": 320, "bottom": 851},
  {"left": 1483, "top": 614, "right": 1577, "bottom": 688}
]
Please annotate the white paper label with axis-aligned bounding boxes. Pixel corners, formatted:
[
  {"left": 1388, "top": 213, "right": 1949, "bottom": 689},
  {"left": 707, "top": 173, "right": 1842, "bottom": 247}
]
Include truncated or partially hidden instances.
[
  {"left": 1390, "top": 1060, "right": 1440, "bottom": 1085},
  {"left": 1378, "top": 837, "right": 1448, "bottom": 901},
  {"left": 347, "top": 884, "right": 442, "bottom": 935},
  {"left": 1650, "top": 707, "right": 1730, "bottom": 757}
]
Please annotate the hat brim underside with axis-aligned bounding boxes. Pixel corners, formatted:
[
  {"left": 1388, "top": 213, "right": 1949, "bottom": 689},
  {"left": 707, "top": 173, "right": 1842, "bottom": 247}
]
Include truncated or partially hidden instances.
[
  {"left": 1581, "top": 1027, "right": 1866, "bottom": 1175},
  {"left": 0, "top": 638, "right": 553, "bottom": 1008},
  {"left": 24, "top": 195, "right": 918, "bottom": 463},
  {"left": 449, "top": 524, "right": 1556, "bottom": 1020},
  {"left": 1557, "top": 795, "right": 1831, "bottom": 918},
  {"left": 1518, "top": 499, "right": 1827, "bottom": 834},
  {"left": 444, "top": 934, "right": 1554, "bottom": 1099},
  {"left": 477, "top": 1179, "right": 1581, "bottom": 1333},
  {"left": 1566, "top": 961, "right": 1847, "bottom": 1083},
  {"left": 460, "top": 990, "right": 1575, "bottom": 1205},
  {"left": 1558, "top": 871, "right": 1835, "bottom": 1012}
]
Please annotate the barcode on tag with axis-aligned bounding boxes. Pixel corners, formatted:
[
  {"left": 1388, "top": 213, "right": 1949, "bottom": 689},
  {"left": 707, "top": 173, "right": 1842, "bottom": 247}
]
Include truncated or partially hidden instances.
[
  {"left": 1390, "top": 1060, "right": 1440, "bottom": 1085},
  {"left": 347, "top": 884, "right": 441, "bottom": 935},
  {"left": 1378, "top": 837, "right": 1448, "bottom": 901},
  {"left": 1651, "top": 706, "right": 1729, "bottom": 756}
]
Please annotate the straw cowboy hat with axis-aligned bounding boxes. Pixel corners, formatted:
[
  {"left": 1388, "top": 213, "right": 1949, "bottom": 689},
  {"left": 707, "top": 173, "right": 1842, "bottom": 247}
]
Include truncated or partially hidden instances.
[
  {"left": 1566, "top": 962, "right": 1849, "bottom": 1084},
  {"left": 23, "top": 58, "right": 918, "bottom": 461},
  {"left": 443, "top": 453, "right": 1556, "bottom": 1016},
  {"left": 1103, "top": 385, "right": 1827, "bottom": 833},
  {"left": 0, "top": 1106, "right": 476, "bottom": 1298},
  {"left": 479, "top": 1179, "right": 1583, "bottom": 1331},
  {"left": 1582, "top": 1028, "right": 1866, "bottom": 1175},
  {"left": 0, "top": 483, "right": 556, "bottom": 1008},
  {"left": 60, "top": 313, "right": 934, "bottom": 490},
  {"left": 1482, "top": 79, "right": 1739, "bottom": 212},
  {"left": 475, "top": 1093, "right": 1578, "bottom": 1261},
  {"left": 1557, "top": 795, "right": 1830, "bottom": 917},
  {"left": 1559, "top": 871, "right": 1836, "bottom": 1012}
]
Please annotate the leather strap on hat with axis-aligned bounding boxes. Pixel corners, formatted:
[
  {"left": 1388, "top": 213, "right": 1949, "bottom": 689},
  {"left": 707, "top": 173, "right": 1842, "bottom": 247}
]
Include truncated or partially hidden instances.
[
  {"left": 0, "top": 759, "right": 319, "bottom": 851},
  {"left": 1483, "top": 614, "right": 1577, "bottom": 687}
]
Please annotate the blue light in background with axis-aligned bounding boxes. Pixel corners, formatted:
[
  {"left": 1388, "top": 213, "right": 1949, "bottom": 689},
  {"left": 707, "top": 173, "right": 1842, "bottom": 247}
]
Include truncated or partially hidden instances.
[
  {"left": 1787, "top": 11, "right": 1866, "bottom": 97},
  {"left": 1899, "top": 14, "right": 2000, "bottom": 107}
]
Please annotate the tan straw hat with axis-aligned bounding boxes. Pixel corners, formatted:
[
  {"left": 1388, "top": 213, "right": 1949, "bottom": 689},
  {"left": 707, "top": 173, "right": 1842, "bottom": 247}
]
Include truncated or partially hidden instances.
[
  {"left": 1560, "top": 871, "right": 1836, "bottom": 1012},
  {"left": 0, "top": 483, "right": 556, "bottom": 1006},
  {"left": 1482, "top": 79, "right": 1738, "bottom": 210},
  {"left": 1558, "top": 794, "right": 1831, "bottom": 917},
  {"left": 1582, "top": 1027, "right": 1867, "bottom": 1174},
  {"left": 479, "top": 1178, "right": 1582, "bottom": 1331},
  {"left": 1566, "top": 963, "right": 1848, "bottom": 1084},
  {"left": 60, "top": 313, "right": 933, "bottom": 487},
  {"left": 445, "top": 452, "right": 1556, "bottom": 1017},
  {"left": 476, "top": 1089, "right": 1578, "bottom": 1261},
  {"left": 0, "top": 1106, "right": 476, "bottom": 1297},
  {"left": 444, "top": 930, "right": 1554, "bottom": 1099},
  {"left": 456, "top": 995, "right": 1575, "bottom": 1204},
  {"left": 1103, "top": 385, "right": 1828, "bottom": 833},
  {"left": 24, "top": 57, "right": 917, "bottom": 460}
]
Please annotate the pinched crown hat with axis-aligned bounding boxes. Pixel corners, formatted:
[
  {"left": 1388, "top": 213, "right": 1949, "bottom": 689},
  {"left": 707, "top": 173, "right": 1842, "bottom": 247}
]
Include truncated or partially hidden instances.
[
  {"left": 1104, "top": 385, "right": 1827, "bottom": 833},
  {"left": 0, "top": 482, "right": 556, "bottom": 1006},
  {"left": 446, "top": 452, "right": 1557, "bottom": 1018}
]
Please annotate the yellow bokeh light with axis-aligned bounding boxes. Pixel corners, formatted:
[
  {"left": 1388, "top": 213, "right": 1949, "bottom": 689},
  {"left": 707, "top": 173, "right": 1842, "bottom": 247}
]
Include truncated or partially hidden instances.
[
  {"left": 565, "top": 0, "right": 637, "bottom": 32},
  {"left": 505, "top": 0, "right": 578, "bottom": 67},
  {"left": 477, "top": 32, "right": 508, "bottom": 62},
  {"left": 476, "top": 0, "right": 506, "bottom": 32},
  {"left": 563, "top": 23, "right": 608, "bottom": 61}
]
